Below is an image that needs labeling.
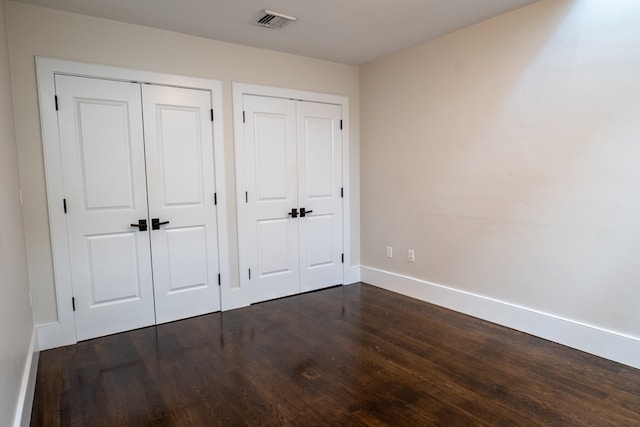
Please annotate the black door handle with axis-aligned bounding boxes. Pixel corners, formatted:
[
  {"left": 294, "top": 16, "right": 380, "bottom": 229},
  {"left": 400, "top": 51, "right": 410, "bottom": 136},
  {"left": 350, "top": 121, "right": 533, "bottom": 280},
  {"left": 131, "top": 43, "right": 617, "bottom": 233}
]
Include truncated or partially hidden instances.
[
  {"left": 287, "top": 208, "right": 298, "bottom": 218},
  {"left": 152, "top": 218, "right": 170, "bottom": 230},
  {"left": 300, "top": 208, "right": 313, "bottom": 217},
  {"left": 130, "top": 219, "right": 148, "bottom": 231}
]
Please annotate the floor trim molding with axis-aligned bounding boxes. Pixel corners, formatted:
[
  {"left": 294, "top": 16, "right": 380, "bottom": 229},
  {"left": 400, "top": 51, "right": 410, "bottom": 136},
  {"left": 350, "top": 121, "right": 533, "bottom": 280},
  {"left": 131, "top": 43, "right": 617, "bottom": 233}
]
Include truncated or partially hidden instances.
[
  {"left": 13, "top": 327, "right": 39, "bottom": 427},
  {"left": 361, "top": 266, "right": 640, "bottom": 369},
  {"left": 345, "top": 265, "right": 361, "bottom": 285}
]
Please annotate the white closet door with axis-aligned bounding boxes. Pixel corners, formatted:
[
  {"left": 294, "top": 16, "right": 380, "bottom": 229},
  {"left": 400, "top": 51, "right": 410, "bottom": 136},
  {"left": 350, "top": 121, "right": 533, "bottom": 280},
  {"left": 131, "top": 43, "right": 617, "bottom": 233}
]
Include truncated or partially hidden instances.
[
  {"left": 296, "top": 101, "right": 343, "bottom": 292},
  {"left": 243, "top": 95, "right": 300, "bottom": 303},
  {"left": 55, "top": 75, "right": 155, "bottom": 341},
  {"left": 142, "top": 85, "right": 221, "bottom": 324}
]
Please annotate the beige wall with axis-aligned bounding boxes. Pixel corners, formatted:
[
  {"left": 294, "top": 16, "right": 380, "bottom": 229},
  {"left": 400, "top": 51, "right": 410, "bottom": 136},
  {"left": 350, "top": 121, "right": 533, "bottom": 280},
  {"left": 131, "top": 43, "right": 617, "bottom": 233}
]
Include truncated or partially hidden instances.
[
  {"left": 360, "top": 0, "right": 639, "bottom": 337},
  {"left": 0, "top": 0, "right": 34, "bottom": 424},
  {"left": 7, "top": 1, "right": 360, "bottom": 325}
]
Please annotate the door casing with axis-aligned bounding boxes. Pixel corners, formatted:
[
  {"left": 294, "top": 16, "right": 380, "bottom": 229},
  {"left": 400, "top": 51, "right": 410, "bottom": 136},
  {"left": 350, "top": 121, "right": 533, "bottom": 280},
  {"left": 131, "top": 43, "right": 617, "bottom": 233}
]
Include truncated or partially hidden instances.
[
  {"left": 232, "top": 83, "right": 353, "bottom": 308},
  {"left": 36, "top": 57, "right": 229, "bottom": 350}
]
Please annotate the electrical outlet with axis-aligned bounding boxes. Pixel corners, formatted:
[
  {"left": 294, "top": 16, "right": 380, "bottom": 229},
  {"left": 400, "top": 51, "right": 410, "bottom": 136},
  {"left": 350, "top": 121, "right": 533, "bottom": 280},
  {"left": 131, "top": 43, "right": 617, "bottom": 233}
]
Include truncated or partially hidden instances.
[
  {"left": 386, "top": 246, "right": 393, "bottom": 258},
  {"left": 408, "top": 250, "right": 415, "bottom": 262}
]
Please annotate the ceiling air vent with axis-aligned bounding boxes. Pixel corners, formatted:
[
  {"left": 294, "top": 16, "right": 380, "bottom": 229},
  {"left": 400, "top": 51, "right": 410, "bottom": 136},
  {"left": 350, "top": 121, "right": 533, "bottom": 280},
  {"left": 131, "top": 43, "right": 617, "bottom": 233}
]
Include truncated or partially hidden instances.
[{"left": 252, "top": 10, "right": 297, "bottom": 30}]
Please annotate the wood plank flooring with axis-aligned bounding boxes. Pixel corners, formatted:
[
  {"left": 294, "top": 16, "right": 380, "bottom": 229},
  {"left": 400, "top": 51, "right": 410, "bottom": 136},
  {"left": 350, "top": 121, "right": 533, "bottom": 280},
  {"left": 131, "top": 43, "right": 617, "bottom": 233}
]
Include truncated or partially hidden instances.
[{"left": 31, "top": 283, "right": 640, "bottom": 426}]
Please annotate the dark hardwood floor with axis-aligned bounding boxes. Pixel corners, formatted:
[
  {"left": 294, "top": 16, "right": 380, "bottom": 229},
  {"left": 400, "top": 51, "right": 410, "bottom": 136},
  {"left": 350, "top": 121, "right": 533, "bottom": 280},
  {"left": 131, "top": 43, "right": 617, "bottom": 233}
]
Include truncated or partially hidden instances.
[{"left": 31, "top": 283, "right": 640, "bottom": 426}]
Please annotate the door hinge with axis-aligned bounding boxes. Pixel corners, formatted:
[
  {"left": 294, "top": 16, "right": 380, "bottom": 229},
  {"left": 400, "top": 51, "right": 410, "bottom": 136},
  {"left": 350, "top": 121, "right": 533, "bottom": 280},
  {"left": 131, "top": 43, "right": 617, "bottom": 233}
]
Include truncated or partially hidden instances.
[
  {"left": 248, "top": 268, "right": 251, "bottom": 280},
  {"left": 243, "top": 111, "right": 246, "bottom": 123},
  {"left": 210, "top": 109, "right": 214, "bottom": 122},
  {"left": 63, "top": 198, "right": 67, "bottom": 213},
  {"left": 342, "top": 253, "right": 344, "bottom": 264},
  {"left": 245, "top": 191, "right": 248, "bottom": 203},
  {"left": 214, "top": 193, "right": 217, "bottom": 205},
  {"left": 72, "top": 297, "right": 75, "bottom": 311},
  {"left": 341, "top": 187, "right": 343, "bottom": 198},
  {"left": 340, "top": 119, "right": 343, "bottom": 130},
  {"left": 218, "top": 273, "right": 221, "bottom": 286},
  {"left": 54, "top": 95, "right": 59, "bottom": 111}
]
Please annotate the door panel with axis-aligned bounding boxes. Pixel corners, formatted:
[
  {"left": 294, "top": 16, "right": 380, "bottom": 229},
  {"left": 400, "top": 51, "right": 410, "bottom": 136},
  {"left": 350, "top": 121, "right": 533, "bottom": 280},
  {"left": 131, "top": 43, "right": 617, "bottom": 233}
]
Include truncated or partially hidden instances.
[
  {"left": 304, "top": 117, "right": 335, "bottom": 198},
  {"left": 56, "top": 75, "right": 155, "bottom": 341},
  {"left": 297, "top": 101, "right": 343, "bottom": 292},
  {"left": 255, "top": 113, "right": 290, "bottom": 200},
  {"left": 244, "top": 95, "right": 299, "bottom": 302},
  {"left": 87, "top": 233, "right": 143, "bottom": 304},
  {"left": 305, "top": 214, "right": 335, "bottom": 268},
  {"left": 156, "top": 107, "right": 204, "bottom": 206},
  {"left": 164, "top": 226, "right": 208, "bottom": 293},
  {"left": 143, "top": 85, "right": 221, "bottom": 324},
  {"left": 78, "top": 102, "right": 136, "bottom": 210},
  {"left": 257, "top": 218, "right": 296, "bottom": 276}
]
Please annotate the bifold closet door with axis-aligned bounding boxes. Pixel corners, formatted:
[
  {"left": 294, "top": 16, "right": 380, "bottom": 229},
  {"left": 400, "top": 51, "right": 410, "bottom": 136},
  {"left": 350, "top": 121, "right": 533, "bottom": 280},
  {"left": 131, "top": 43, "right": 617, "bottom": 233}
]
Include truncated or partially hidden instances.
[
  {"left": 56, "top": 75, "right": 155, "bottom": 341},
  {"left": 242, "top": 95, "right": 343, "bottom": 303},
  {"left": 142, "top": 85, "right": 221, "bottom": 324},
  {"left": 56, "top": 75, "right": 221, "bottom": 340}
]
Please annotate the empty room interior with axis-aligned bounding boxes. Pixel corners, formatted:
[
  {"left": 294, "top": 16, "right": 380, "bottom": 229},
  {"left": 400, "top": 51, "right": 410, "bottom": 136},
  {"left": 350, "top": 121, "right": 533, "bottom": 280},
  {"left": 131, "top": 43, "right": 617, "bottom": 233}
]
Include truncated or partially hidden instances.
[{"left": 1, "top": 0, "right": 639, "bottom": 425}]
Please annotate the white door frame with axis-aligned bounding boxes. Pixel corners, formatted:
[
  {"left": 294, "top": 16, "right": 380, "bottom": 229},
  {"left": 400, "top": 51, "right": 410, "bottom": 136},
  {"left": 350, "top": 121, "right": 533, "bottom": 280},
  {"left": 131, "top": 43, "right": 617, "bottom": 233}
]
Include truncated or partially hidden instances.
[
  {"left": 231, "top": 82, "right": 352, "bottom": 308},
  {"left": 36, "top": 57, "right": 229, "bottom": 350}
]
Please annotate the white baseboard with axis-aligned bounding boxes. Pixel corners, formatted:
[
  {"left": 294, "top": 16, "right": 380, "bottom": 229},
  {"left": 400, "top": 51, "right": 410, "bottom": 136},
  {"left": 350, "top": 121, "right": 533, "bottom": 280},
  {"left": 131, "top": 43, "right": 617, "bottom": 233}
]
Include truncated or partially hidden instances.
[
  {"left": 13, "top": 327, "right": 39, "bottom": 427},
  {"left": 37, "top": 321, "right": 77, "bottom": 351},
  {"left": 37, "top": 322, "right": 64, "bottom": 351},
  {"left": 344, "top": 265, "right": 361, "bottom": 285},
  {"left": 361, "top": 266, "right": 640, "bottom": 369}
]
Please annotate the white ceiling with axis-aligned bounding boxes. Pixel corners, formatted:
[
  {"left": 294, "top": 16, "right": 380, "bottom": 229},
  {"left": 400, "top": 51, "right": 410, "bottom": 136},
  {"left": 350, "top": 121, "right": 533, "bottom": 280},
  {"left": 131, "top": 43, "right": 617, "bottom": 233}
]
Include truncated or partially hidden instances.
[{"left": 13, "top": 0, "right": 540, "bottom": 65}]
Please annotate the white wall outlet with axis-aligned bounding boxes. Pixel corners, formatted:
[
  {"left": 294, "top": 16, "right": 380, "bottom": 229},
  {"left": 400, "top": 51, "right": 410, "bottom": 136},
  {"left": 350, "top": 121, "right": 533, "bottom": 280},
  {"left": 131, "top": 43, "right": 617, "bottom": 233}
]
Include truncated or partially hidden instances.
[
  {"left": 408, "top": 250, "right": 415, "bottom": 262},
  {"left": 386, "top": 246, "right": 393, "bottom": 258}
]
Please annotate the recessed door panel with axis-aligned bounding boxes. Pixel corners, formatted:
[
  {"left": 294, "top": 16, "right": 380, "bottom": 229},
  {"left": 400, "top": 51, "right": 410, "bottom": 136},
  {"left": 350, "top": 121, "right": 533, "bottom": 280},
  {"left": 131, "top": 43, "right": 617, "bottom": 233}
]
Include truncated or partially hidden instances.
[
  {"left": 165, "top": 226, "right": 208, "bottom": 293},
  {"left": 305, "top": 215, "right": 335, "bottom": 269},
  {"left": 157, "top": 107, "right": 203, "bottom": 206},
  {"left": 304, "top": 117, "right": 335, "bottom": 199},
  {"left": 143, "top": 85, "right": 221, "bottom": 324},
  {"left": 78, "top": 101, "right": 136, "bottom": 210},
  {"left": 255, "top": 113, "right": 290, "bottom": 201},
  {"left": 87, "top": 233, "right": 142, "bottom": 305},
  {"left": 258, "top": 219, "right": 293, "bottom": 277},
  {"left": 56, "top": 74, "right": 155, "bottom": 341}
]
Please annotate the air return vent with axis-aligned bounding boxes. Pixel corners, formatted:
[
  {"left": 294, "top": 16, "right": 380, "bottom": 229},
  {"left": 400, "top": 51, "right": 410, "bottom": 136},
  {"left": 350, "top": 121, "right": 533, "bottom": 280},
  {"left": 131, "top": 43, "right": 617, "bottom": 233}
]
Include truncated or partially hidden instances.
[{"left": 252, "top": 10, "right": 297, "bottom": 30}]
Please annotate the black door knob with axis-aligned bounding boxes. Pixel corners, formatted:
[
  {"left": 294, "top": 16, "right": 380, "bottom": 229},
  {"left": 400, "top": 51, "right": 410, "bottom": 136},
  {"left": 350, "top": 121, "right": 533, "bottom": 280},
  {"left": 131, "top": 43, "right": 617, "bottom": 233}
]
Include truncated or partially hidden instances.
[
  {"left": 300, "top": 208, "right": 313, "bottom": 217},
  {"left": 287, "top": 208, "right": 298, "bottom": 218}
]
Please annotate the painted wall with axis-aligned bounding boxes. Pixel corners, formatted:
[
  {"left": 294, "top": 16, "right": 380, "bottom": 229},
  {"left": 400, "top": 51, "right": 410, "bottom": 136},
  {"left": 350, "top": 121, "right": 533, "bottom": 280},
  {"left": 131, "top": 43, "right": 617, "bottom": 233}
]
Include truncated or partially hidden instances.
[
  {"left": 0, "top": 0, "right": 35, "bottom": 424},
  {"left": 360, "top": 0, "right": 639, "bottom": 338},
  {"left": 6, "top": 1, "right": 360, "bottom": 325}
]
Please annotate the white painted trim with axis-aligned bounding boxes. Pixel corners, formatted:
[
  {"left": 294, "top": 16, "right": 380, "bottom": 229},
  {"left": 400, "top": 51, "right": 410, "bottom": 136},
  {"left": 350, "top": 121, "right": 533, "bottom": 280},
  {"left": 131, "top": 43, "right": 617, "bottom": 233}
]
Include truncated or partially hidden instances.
[
  {"left": 231, "top": 82, "right": 352, "bottom": 308},
  {"left": 35, "top": 321, "right": 68, "bottom": 351},
  {"left": 35, "top": 57, "right": 229, "bottom": 349},
  {"left": 345, "top": 265, "right": 361, "bottom": 285},
  {"left": 13, "top": 327, "right": 39, "bottom": 427},
  {"left": 361, "top": 266, "right": 640, "bottom": 369},
  {"left": 35, "top": 57, "right": 77, "bottom": 349}
]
